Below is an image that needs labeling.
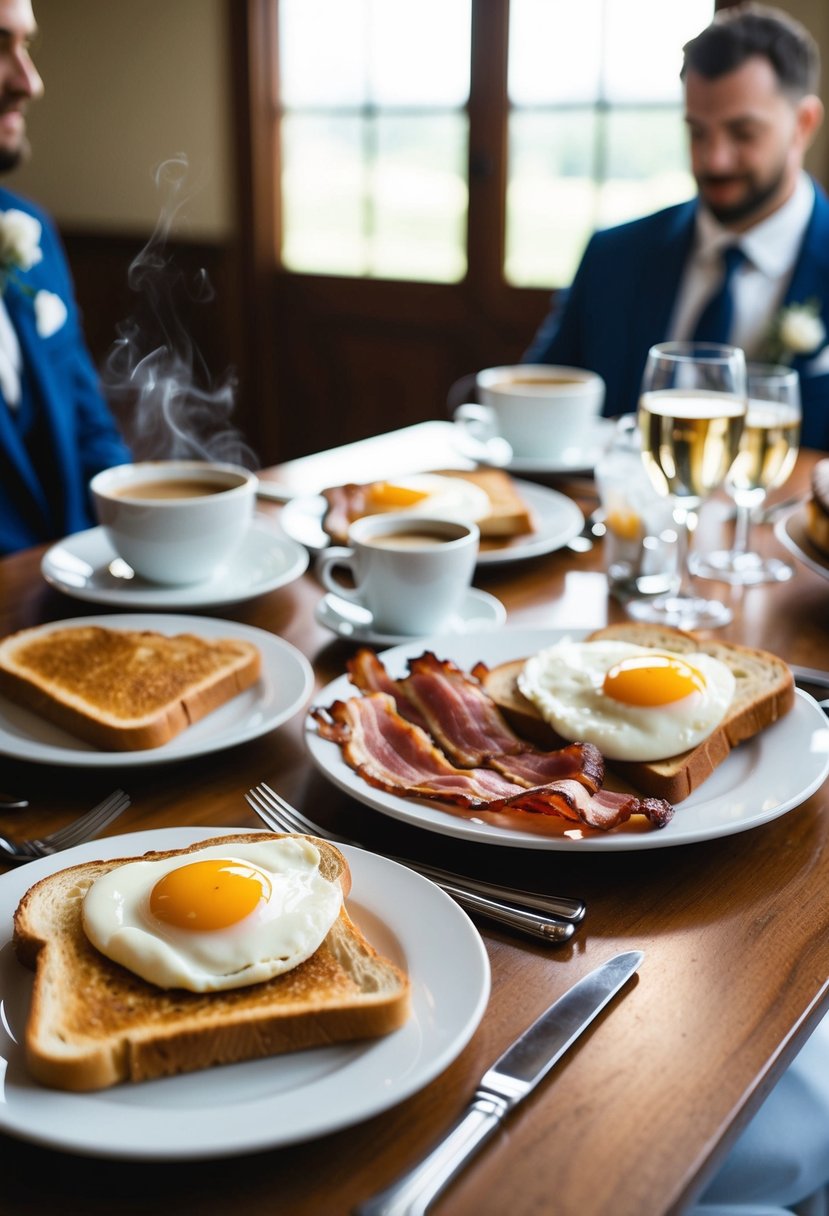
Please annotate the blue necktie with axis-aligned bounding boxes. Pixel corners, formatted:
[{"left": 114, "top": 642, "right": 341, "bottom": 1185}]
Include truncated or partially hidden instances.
[{"left": 691, "top": 245, "right": 746, "bottom": 344}]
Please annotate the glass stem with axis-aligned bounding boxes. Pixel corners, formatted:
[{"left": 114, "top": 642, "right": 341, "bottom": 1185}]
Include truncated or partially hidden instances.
[
  {"left": 672, "top": 501, "right": 695, "bottom": 597},
  {"left": 732, "top": 501, "right": 752, "bottom": 557}
]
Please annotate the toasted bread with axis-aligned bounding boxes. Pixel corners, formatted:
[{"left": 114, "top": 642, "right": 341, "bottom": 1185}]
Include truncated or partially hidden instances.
[
  {"left": 321, "top": 467, "right": 535, "bottom": 545},
  {"left": 13, "top": 832, "right": 410, "bottom": 1091},
  {"left": 479, "top": 623, "right": 795, "bottom": 803},
  {"left": 0, "top": 624, "right": 262, "bottom": 751}
]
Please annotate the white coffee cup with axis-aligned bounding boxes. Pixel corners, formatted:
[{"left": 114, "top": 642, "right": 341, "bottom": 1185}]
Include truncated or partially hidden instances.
[
  {"left": 454, "top": 364, "right": 605, "bottom": 460},
  {"left": 315, "top": 513, "right": 479, "bottom": 635},
  {"left": 90, "top": 459, "right": 257, "bottom": 585}
]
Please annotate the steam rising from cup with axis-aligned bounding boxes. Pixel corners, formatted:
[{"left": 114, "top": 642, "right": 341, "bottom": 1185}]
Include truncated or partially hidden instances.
[{"left": 103, "top": 155, "right": 256, "bottom": 468}]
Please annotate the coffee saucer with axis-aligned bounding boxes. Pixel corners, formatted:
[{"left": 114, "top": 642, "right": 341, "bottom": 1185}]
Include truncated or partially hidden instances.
[
  {"left": 40, "top": 521, "right": 309, "bottom": 609},
  {"left": 315, "top": 588, "right": 507, "bottom": 645},
  {"left": 499, "top": 417, "right": 615, "bottom": 474}
]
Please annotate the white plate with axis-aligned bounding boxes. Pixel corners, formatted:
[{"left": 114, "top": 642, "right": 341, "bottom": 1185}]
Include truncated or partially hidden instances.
[
  {"left": 775, "top": 508, "right": 829, "bottom": 582},
  {"left": 306, "top": 627, "right": 829, "bottom": 852},
  {"left": 0, "top": 827, "right": 489, "bottom": 1159},
  {"left": 280, "top": 480, "right": 584, "bottom": 566},
  {"left": 504, "top": 418, "right": 615, "bottom": 474},
  {"left": 315, "top": 587, "right": 507, "bottom": 645},
  {"left": 0, "top": 614, "right": 314, "bottom": 768},
  {"left": 41, "top": 522, "right": 309, "bottom": 609}
]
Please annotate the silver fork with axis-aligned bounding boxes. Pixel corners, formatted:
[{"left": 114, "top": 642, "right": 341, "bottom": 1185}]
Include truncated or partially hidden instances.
[
  {"left": 245, "top": 783, "right": 585, "bottom": 944},
  {"left": 0, "top": 789, "right": 131, "bottom": 865}
]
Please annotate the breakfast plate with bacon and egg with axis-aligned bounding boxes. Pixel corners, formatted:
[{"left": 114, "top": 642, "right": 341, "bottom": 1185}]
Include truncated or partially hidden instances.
[
  {"left": 279, "top": 469, "right": 584, "bottom": 566},
  {"left": 305, "top": 627, "right": 829, "bottom": 852}
]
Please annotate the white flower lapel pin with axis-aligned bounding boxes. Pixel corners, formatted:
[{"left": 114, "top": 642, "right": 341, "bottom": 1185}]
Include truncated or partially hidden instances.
[
  {"left": 764, "top": 300, "right": 826, "bottom": 366},
  {"left": 34, "top": 289, "right": 67, "bottom": 338},
  {"left": 0, "top": 209, "right": 67, "bottom": 338},
  {"left": 0, "top": 208, "right": 43, "bottom": 293}
]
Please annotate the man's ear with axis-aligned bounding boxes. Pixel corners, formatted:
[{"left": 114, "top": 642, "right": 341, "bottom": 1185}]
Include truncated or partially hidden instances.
[{"left": 796, "top": 93, "right": 824, "bottom": 151}]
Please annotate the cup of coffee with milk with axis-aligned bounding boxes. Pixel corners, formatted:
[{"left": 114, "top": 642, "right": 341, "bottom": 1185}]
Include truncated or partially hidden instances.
[
  {"left": 90, "top": 459, "right": 257, "bottom": 585},
  {"left": 454, "top": 364, "right": 605, "bottom": 461},
  {"left": 315, "top": 513, "right": 479, "bottom": 636}
]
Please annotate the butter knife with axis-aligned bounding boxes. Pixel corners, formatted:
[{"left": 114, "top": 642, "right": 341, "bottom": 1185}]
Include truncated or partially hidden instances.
[{"left": 355, "top": 950, "right": 643, "bottom": 1216}]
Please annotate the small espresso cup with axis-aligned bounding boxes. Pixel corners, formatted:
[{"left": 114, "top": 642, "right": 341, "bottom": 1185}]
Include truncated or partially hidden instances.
[
  {"left": 455, "top": 364, "right": 605, "bottom": 460},
  {"left": 315, "top": 513, "right": 479, "bottom": 635},
  {"left": 90, "top": 459, "right": 257, "bottom": 585}
]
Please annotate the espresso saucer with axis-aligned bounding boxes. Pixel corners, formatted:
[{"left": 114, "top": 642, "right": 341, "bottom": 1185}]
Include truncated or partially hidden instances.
[
  {"left": 502, "top": 417, "right": 615, "bottom": 474},
  {"left": 315, "top": 588, "right": 507, "bottom": 645},
  {"left": 40, "top": 522, "right": 309, "bottom": 609}
]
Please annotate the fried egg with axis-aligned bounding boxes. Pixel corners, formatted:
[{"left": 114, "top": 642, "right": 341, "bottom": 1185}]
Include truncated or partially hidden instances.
[
  {"left": 364, "top": 474, "right": 490, "bottom": 523},
  {"left": 518, "top": 640, "right": 735, "bottom": 762},
  {"left": 82, "top": 838, "right": 343, "bottom": 993}
]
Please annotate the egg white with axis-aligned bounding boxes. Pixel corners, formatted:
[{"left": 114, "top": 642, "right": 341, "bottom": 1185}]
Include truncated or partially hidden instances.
[
  {"left": 518, "top": 640, "right": 736, "bottom": 762},
  {"left": 371, "top": 474, "right": 491, "bottom": 523},
  {"left": 82, "top": 838, "right": 343, "bottom": 993}
]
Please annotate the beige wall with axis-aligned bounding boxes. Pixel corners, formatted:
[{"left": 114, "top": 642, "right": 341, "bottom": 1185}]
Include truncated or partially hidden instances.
[
  {"left": 10, "top": 0, "right": 234, "bottom": 240},
  {"left": 780, "top": 0, "right": 829, "bottom": 182}
]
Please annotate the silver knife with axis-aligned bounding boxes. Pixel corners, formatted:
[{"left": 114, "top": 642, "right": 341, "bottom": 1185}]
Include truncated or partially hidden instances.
[{"left": 355, "top": 950, "right": 643, "bottom": 1216}]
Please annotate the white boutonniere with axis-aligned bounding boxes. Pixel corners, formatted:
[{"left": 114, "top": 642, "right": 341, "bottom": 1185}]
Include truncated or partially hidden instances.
[
  {"left": 0, "top": 208, "right": 42, "bottom": 294},
  {"left": 764, "top": 300, "right": 826, "bottom": 365},
  {"left": 34, "top": 289, "right": 67, "bottom": 338}
]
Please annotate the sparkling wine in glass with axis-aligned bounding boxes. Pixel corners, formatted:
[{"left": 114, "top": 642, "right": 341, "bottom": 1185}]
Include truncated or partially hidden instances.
[
  {"left": 691, "top": 364, "right": 800, "bottom": 584},
  {"left": 627, "top": 341, "right": 747, "bottom": 630}
]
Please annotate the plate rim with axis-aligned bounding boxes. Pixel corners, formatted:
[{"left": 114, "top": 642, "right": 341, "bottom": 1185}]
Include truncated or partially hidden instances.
[
  {"left": 775, "top": 508, "right": 829, "bottom": 582},
  {"left": 0, "top": 613, "right": 314, "bottom": 769},
  {"left": 304, "top": 626, "right": 829, "bottom": 852},
  {"left": 0, "top": 826, "right": 490, "bottom": 1160},
  {"left": 280, "top": 477, "right": 584, "bottom": 567},
  {"left": 40, "top": 521, "right": 310, "bottom": 608}
]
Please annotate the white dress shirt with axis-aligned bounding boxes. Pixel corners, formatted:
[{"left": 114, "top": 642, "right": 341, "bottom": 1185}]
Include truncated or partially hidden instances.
[
  {"left": 0, "top": 295, "right": 21, "bottom": 407},
  {"left": 669, "top": 171, "right": 815, "bottom": 357}
]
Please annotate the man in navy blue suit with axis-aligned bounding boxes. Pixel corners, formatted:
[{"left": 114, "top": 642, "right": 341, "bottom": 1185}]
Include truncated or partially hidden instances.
[
  {"left": 526, "top": 4, "right": 829, "bottom": 451},
  {"left": 0, "top": 0, "right": 131, "bottom": 555}
]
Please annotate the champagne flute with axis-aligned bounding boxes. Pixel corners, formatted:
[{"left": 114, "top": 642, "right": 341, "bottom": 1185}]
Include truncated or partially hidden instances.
[
  {"left": 627, "top": 341, "right": 747, "bottom": 630},
  {"left": 690, "top": 364, "right": 800, "bottom": 584}
]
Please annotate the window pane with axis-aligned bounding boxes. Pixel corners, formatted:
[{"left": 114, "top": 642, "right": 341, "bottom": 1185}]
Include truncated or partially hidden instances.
[
  {"left": 281, "top": 114, "right": 468, "bottom": 281},
  {"left": 371, "top": 0, "right": 471, "bottom": 106},
  {"left": 509, "top": 0, "right": 602, "bottom": 104},
  {"left": 506, "top": 111, "right": 599, "bottom": 287},
  {"left": 506, "top": 0, "right": 715, "bottom": 287},
  {"left": 281, "top": 115, "right": 366, "bottom": 275},
  {"left": 603, "top": 0, "right": 717, "bottom": 102},
  {"left": 280, "top": 0, "right": 368, "bottom": 107},
  {"left": 597, "top": 108, "right": 696, "bottom": 228},
  {"left": 372, "top": 114, "right": 467, "bottom": 281}
]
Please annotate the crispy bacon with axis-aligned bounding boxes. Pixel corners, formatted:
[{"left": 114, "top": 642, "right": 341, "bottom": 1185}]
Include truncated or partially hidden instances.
[
  {"left": 312, "top": 692, "right": 673, "bottom": 831},
  {"left": 348, "top": 650, "right": 605, "bottom": 792}
]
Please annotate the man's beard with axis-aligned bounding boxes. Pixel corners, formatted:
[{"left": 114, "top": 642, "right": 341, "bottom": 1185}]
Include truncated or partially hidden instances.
[
  {"left": 697, "top": 162, "right": 788, "bottom": 226},
  {"left": 0, "top": 144, "right": 25, "bottom": 173}
]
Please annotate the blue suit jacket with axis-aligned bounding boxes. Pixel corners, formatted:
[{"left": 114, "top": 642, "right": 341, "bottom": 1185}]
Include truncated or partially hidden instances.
[
  {"left": 525, "top": 183, "right": 829, "bottom": 451},
  {"left": 0, "top": 187, "right": 131, "bottom": 555}
]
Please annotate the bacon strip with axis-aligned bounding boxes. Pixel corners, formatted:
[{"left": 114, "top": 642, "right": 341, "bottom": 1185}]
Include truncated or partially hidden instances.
[
  {"left": 313, "top": 692, "right": 673, "bottom": 831},
  {"left": 348, "top": 650, "right": 605, "bottom": 792}
]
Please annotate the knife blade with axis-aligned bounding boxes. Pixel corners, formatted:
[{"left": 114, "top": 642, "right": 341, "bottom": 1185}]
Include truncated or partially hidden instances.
[{"left": 355, "top": 950, "right": 643, "bottom": 1216}]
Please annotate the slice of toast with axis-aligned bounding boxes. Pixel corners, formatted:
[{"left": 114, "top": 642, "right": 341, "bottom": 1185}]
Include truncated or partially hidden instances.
[
  {"left": 0, "top": 624, "right": 262, "bottom": 751},
  {"left": 321, "top": 468, "right": 535, "bottom": 544},
  {"left": 478, "top": 623, "right": 795, "bottom": 803},
  {"left": 13, "top": 832, "right": 411, "bottom": 1091}
]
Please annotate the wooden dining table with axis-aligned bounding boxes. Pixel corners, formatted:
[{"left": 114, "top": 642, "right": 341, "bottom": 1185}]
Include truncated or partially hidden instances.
[{"left": 1, "top": 423, "right": 828, "bottom": 1216}]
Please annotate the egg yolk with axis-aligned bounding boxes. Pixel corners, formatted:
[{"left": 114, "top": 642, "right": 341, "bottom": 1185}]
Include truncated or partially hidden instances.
[
  {"left": 602, "top": 654, "right": 706, "bottom": 707},
  {"left": 366, "top": 481, "right": 429, "bottom": 509},
  {"left": 150, "top": 859, "right": 272, "bottom": 931}
]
